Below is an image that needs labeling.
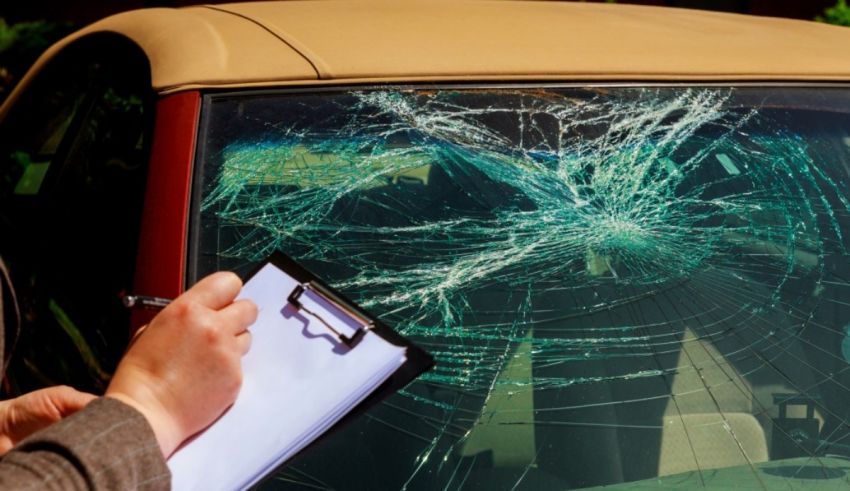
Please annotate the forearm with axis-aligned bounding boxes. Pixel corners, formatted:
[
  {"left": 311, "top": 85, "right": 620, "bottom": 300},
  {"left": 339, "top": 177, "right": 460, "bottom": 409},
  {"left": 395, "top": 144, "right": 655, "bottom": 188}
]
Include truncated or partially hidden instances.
[{"left": 0, "top": 397, "right": 170, "bottom": 490}]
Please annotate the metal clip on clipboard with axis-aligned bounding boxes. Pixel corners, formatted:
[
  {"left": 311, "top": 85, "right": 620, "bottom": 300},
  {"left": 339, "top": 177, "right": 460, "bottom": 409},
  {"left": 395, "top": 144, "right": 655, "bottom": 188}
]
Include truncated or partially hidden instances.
[{"left": 287, "top": 281, "right": 374, "bottom": 348}]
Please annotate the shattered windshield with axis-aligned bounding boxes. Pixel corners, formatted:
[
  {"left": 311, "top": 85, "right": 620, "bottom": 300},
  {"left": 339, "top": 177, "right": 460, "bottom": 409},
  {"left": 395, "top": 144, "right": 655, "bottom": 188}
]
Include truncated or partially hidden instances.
[{"left": 193, "top": 87, "right": 850, "bottom": 489}]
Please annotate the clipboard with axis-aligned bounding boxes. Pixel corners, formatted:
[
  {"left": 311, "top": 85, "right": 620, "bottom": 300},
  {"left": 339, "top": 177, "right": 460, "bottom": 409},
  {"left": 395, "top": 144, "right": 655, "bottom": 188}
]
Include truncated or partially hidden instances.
[
  {"left": 254, "top": 253, "right": 436, "bottom": 456},
  {"left": 167, "top": 252, "right": 434, "bottom": 490},
  {"left": 263, "top": 251, "right": 434, "bottom": 386}
]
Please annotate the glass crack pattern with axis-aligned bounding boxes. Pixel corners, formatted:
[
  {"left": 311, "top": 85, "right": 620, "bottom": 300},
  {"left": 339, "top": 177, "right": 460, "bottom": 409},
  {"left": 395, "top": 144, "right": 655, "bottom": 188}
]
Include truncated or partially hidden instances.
[{"left": 196, "top": 87, "right": 850, "bottom": 490}]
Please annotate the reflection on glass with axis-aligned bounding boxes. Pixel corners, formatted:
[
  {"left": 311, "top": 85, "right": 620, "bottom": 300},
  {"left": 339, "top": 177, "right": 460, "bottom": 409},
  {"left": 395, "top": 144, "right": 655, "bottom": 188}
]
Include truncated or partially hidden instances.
[{"left": 195, "top": 87, "right": 850, "bottom": 489}]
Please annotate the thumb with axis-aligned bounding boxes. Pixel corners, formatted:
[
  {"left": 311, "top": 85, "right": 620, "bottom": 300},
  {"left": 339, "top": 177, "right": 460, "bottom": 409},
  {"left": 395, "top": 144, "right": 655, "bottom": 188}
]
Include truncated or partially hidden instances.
[{"left": 42, "top": 386, "right": 97, "bottom": 416}]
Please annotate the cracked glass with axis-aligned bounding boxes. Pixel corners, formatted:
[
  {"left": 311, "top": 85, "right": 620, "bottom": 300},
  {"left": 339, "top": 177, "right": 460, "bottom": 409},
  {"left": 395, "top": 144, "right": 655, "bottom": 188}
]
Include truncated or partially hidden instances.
[{"left": 193, "top": 86, "right": 850, "bottom": 489}]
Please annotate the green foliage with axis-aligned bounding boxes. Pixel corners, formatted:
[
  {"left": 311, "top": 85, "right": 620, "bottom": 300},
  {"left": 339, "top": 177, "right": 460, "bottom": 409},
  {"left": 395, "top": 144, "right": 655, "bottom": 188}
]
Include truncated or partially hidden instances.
[
  {"left": 0, "top": 18, "right": 72, "bottom": 55},
  {"left": 0, "top": 19, "right": 17, "bottom": 54},
  {"left": 0, "top": 18, "right": 74, "bottom": 102},
  {"left": 817, "top": 0, "right": 850, "bottom": 27}
]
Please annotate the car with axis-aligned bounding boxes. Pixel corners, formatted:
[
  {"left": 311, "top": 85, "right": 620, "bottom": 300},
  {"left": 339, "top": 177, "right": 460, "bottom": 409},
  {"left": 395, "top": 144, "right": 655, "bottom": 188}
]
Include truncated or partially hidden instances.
[{"left": 3, "top": 1, "right": 850, "bottom": 489}]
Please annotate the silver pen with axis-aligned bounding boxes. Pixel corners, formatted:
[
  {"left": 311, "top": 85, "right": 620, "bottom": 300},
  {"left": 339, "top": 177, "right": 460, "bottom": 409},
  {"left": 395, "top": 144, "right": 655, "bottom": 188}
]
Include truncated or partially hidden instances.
[{"left": 122, "top": 294, "right": 173, "bottom": 310}]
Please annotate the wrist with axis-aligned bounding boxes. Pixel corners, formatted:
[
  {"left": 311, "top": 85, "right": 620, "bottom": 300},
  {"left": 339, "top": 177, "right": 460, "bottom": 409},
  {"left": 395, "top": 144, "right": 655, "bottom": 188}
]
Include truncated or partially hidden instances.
[{"left": 105, "top": 388, "right": 183, "bottom": 458}]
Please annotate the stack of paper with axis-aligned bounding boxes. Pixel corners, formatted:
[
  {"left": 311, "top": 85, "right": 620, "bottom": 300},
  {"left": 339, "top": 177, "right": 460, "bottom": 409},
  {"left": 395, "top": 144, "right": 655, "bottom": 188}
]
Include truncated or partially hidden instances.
[{"left": 168, "top": 263, "right": 408, "bottom": 490}]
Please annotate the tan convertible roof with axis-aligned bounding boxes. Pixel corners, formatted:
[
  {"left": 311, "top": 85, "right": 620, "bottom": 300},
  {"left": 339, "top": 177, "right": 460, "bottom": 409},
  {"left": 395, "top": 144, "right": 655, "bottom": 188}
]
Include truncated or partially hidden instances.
[{"left": 22, "top": 0, "right": 850, "bottom": 93}]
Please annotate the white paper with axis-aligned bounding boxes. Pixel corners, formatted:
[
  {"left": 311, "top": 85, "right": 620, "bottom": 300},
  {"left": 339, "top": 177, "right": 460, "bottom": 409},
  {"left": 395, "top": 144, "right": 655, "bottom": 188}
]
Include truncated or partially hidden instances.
[{"left": 168, "top": 263, "right": 407, "bottom": 490}]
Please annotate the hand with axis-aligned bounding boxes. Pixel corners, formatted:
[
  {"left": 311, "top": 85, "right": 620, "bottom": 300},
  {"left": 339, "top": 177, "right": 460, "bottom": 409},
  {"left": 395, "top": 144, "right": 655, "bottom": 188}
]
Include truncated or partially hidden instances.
[
  {"left": 0, "top": 386, "right": 96, "bottom": 454},
  {"left": 105, "top": 272, "right": 257, "bottom": 457}
]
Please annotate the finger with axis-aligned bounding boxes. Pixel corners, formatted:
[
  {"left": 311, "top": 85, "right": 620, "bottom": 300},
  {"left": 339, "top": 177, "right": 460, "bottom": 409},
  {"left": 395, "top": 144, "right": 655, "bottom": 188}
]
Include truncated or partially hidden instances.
[
  {"left": 125, "top": 324, "right": 148, "bottom": 352},
  {"left": 235, "top": 330, "right": 252, "bottom": 355},
  {"left": 179, "top": 272, "right": 243, "bottom": 311},
  {"left": 131, "top": 324, "right": 148, "bottom": 342},
  {"left": 217, "top": 299, "right": 259, "bottom": 334},
  {"left": 43, "top": 386, "right": 97, "bottom": 416}
]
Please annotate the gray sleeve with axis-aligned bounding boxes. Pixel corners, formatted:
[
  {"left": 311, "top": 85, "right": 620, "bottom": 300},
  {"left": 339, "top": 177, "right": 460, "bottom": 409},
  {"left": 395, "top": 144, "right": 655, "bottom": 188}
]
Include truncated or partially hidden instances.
[{"left": 0, "top": 397, "right": 171, "bottom": 490}]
